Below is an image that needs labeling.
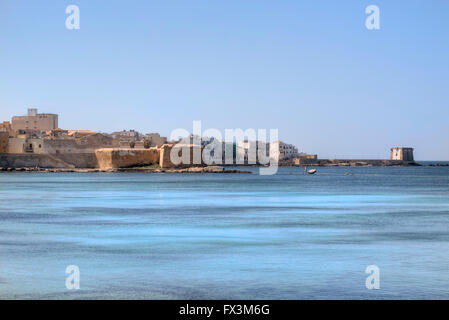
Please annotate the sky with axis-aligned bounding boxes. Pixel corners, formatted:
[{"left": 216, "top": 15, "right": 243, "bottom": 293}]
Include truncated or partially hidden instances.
[{"left": 0, "top": 0, "right": 448, "bottom": 160}]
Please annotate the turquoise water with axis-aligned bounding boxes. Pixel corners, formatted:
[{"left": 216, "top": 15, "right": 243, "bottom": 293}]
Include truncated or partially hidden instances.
[{"left": 0, "top": 165, "right": 448, "bottom": 299}]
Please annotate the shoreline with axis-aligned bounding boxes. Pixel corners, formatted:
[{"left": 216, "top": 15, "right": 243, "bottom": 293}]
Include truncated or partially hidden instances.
[
  {"left": 0, "top": 166, "right": 252, "bottom": 174},
  {"left": 1, "top": 162, "right": 447, "bottom": 173}
]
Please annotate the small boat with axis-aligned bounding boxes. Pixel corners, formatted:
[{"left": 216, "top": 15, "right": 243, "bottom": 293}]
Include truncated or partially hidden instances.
[{"left": 307, "top": 169, "right": 317, "bottom": 174}]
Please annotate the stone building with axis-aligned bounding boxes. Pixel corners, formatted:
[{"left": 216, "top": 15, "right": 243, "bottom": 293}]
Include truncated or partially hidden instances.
[
  {"left": 270, "top": 141, "right": 299, "bottom": 160},
  {"left": 390, "top": 147, "right": 414, "bottom": 161},
  {"left": 111, "top": 130, "right": 142, "bottom": 142},
  {"left": 45, "top": 129, "right": 70, "bottom": 138},
  {"left": 5, "top": 132, "right": 117, "bottom": 154},
  {"left": 144, "top": 133, "right": 167, "bottom": 147},
  {"left": 0, "top": 121, "right": 11, "bottom": 132},
  {"left": 11, "top": 108, "right": 58, "bottom": 131}
]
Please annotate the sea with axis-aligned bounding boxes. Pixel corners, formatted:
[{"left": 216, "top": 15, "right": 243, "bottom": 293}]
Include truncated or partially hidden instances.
[{"left": 0, "top": 164, "right": 448, "bottom": 299}]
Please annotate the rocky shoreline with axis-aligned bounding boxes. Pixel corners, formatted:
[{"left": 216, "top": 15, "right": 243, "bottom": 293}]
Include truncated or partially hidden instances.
[
  {"left": 0, "top": 166, "right": 252, "bottom": 174},
  {"left": 293, "top": 159, "right": 422, "bottom": 167},
  {"left": 1, "top": 163, "right": 446, "bottom": 173}
]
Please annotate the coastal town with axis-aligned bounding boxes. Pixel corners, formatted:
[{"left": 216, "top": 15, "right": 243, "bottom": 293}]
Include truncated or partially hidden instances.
[{"left": 0, "top": 108, "right": 418, "bottom": 172}]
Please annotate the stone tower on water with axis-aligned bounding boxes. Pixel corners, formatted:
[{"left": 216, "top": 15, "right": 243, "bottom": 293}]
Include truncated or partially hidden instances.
[{"left": 390, "top": 147, "right": 414, "bottom": 161}]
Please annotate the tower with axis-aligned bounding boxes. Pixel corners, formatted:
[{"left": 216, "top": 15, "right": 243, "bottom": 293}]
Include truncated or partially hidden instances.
[{"left": 390, "top": 147, "right": 414, "bottom": 161}]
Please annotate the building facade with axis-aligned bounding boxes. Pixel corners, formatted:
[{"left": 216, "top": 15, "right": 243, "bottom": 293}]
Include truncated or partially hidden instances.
[
  {"left": 145, "top": 133, "right": 167, "bottom": 147},
  {"left": 11, "top": 109, "right": 58, "bottom": 131},
  {"left": 271, "top": 141, "right": 299, "bottom": 160},
  {"left": 0, "top": 121, "right": 11, "bottom": 132},
  {"left": 390, "top": 147, "right": 414, "bottom": 161},
  {"left": 5, "top": 132, "right": 117, "bottom": 155},
  {"left": 111, "top": 130, "right": 142, "bottom": 142}
]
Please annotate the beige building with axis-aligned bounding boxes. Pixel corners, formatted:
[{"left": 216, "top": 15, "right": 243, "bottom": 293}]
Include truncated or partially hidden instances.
[
  {"left": 391, "top": 147, "right": 414, "bottom": 161},
  {"left": 0, "top": 121, "right": 11, "bottom": 132},
  {"left": 111, "top": 130, "right": 141, "bottom": 142},
  {"left": 5, "top": 132, "right": 117, "bottom": 155},
  {"left": 145, "top": 133, "right": 167, "bottom": 147},
  {"left": 11, "top": 108, "right": 58, "bottom": 131}
]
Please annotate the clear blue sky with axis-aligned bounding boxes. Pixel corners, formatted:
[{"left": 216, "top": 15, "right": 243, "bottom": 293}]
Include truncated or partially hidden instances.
[{"left": 1, "top": 0, "right": 448, "bottom": 160}]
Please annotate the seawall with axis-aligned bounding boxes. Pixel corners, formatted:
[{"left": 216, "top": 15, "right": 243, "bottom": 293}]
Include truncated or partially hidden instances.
[
  {"left": 95, "top": 148, "right": 160, "bottom": 169},
  {"left": 301, "top": 159, "right": 420, "bottom": 167},
  {"left": 0, "top": 153, "right": 73, "bottom": 168},
  {"left": 0, "top": 152, "right": 421, "bottom": 170}
]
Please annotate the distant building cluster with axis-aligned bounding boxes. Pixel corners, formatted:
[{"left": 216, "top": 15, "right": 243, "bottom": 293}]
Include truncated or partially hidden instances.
[
  {"left": 0, "top": 107, "right": 415, "bottom": 169},
  {"left": 170, "top": 134, "right": 313, "bottom": 166},
  {"left": 0, "top": 108, "right": 317, "bottom": 167},
  {"left": 0, "top": 108, "right": 167, "bottom": 158},
  {"left": 110, "top": 130, "right": 167, "bottom": 148}
]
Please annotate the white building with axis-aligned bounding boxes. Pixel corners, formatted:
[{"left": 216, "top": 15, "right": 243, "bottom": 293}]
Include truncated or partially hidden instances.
[{"left": 271, "top": 141, "right": 299, "bottom": 160}]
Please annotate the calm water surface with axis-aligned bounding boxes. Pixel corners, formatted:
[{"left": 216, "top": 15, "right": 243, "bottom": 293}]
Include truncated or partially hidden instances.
[{"left": 0, "top": 166, "right": 448, "bottom": 299}]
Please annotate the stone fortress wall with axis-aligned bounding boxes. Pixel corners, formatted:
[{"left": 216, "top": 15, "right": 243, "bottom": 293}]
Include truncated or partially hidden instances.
[
  {"left": 95, "top": 148, "right": 160, "bottom": 169},
  {"left": 94, "top": 145, "right": 201, "bottom": 169},
  {"left": 1, "top": 143, "right": 180, "bottom": 169},
  {"left": 2, "top": 132, "right": 120, "bottom": 168},
  {"left": 0, "top": 153, "right": 76, "bottom": 169},
  {"left": 0, "top": 132, "right": 8, "bottom": 153}
]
